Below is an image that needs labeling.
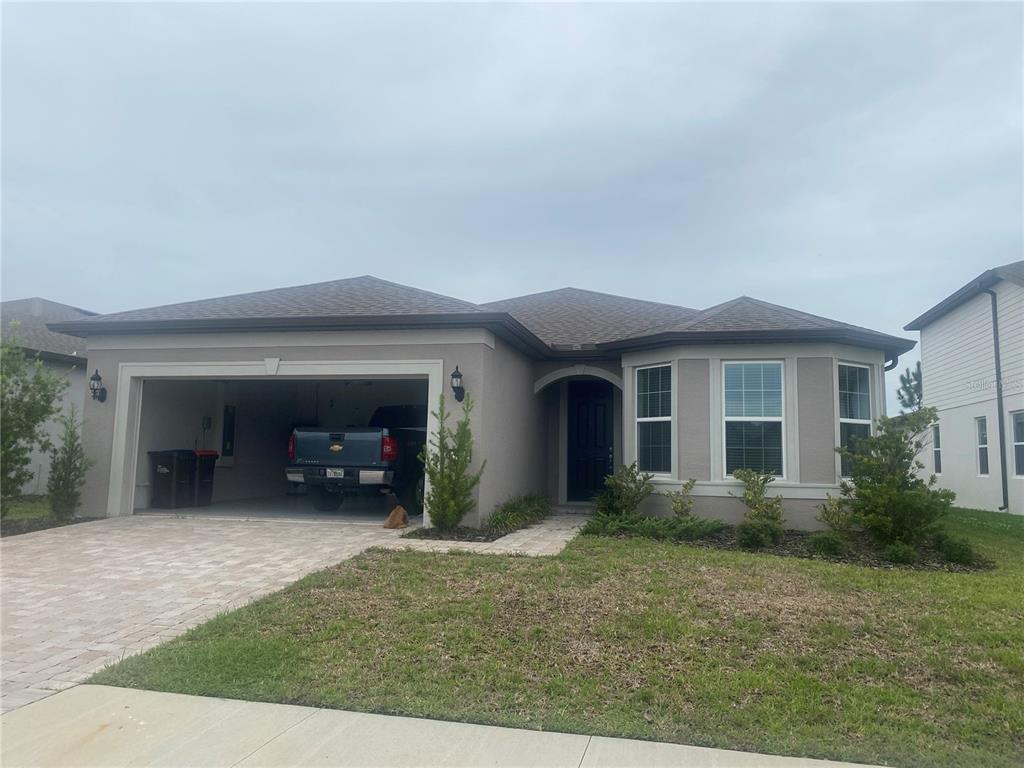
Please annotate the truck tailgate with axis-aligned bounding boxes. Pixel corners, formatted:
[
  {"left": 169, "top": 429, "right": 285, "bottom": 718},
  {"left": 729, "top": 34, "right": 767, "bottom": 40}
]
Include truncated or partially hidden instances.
[{"left": 293, "top": 429, "right": 385, "bottom": 467}]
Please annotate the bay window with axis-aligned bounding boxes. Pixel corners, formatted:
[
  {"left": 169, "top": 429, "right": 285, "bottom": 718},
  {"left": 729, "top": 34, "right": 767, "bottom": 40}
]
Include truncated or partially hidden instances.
[
  {"left": 636, "top": 364, "right": 672, "bottom": 474},
  {"left": 838, "top": 364, "right": 872, "bottom": 477},
  {"left": 724, "top": 361, "right": 784, "bottom": 476}
]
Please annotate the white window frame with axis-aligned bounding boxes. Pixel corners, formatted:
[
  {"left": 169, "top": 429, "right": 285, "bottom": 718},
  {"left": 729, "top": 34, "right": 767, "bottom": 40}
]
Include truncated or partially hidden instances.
[
  {"left": 837, "top": 362, "right": 873, "bottom": 478},
  {"left": 1013, "top": 411, "right": 1024, "bottom": 477},
  {"left": 635, "top": 363, "right": 673, "bottom": 477},
  {"left": 932, "top": 425, "right": 942, "bottom": 475},
  {"left": 975, "top": 416, "right": 989, "bottom": 477},
  {"left": 722, "top": 360, "right": 786, "bottom": 480}
]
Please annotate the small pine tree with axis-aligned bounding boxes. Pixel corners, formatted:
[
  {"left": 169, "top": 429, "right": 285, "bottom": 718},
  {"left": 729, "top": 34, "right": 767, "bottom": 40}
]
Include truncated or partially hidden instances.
[
  {"left": 897, "top": 361, "right": 923, "bottom": 413},
  {"left": 420, "top": 394, "right": 485, "bottom": 531},
  {"left": 47, "top": 406, "right": 93, "bottom": 519}
]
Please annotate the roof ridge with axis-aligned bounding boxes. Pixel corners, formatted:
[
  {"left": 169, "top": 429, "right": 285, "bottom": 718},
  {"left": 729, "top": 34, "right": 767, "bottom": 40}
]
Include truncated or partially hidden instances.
[{"left": 483, "top": 285, "right": 695, "bottom": 313}]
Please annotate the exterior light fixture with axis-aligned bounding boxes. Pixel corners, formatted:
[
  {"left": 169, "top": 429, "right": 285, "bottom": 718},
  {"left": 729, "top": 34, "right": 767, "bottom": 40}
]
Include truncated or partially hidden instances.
[
  {"left": 450, "top": 366, "right": 465, "bottom": 402},
  {"left": 89, "top": 369, "right": 107, "bottom": 403}
]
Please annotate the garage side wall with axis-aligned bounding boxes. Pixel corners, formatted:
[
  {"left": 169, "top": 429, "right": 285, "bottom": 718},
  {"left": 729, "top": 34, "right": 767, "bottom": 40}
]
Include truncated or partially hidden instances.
[{"left": 80, "top": 333, "right": 492, "bottom": 519}]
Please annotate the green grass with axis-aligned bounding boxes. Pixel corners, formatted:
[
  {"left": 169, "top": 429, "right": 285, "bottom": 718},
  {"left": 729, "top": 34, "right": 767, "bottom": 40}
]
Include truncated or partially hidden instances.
[
  {"left": 92, "top": 507, "right": 1024, "bottom": 767},
  {"left": 1, "top": 495, "right": 51, "bottom": 520}
]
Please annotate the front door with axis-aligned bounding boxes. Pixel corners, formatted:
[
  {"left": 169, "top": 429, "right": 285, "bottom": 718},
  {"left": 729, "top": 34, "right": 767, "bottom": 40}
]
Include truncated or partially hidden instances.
[{"left": 567, "top": 380, "right": 614, "bottom": 502}]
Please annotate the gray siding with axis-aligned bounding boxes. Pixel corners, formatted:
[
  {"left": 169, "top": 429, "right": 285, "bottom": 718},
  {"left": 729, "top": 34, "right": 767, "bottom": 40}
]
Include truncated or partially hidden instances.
[
  {"left": 797, "top": 357, "right": 838, "bottom": 484},
  {"left": 677, "top": 358, "right": 711, "bottom": 481}
]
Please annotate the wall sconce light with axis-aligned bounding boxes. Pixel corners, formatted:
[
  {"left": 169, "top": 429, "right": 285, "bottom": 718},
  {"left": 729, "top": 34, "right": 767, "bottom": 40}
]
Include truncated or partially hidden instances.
[
  {"left": 89, "top": 369, "right": 107, "bottom": 403},
  {"left": 450, "top": 366, "right": 465, "bottom": 402}
]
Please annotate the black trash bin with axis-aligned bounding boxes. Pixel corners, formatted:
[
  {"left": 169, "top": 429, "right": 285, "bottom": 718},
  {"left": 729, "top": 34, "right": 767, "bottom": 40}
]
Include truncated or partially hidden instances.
[
  {"left": 148, "top": 449, "right": 198, "bottom": 509},
  {"left": 194, "top": 450, "right": 219, "bottom": 507}
]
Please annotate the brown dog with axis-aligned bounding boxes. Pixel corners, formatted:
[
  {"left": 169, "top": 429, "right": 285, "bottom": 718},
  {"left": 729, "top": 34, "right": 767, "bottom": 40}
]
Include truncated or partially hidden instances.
[{"left": 383, "top": 504, "right": 409, "bottom": 529}]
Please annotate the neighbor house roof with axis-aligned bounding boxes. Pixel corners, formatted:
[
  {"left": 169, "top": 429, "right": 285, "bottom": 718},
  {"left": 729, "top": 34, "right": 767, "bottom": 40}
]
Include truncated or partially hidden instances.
[
  {"left": 1, "top": 297, "right": 95, "bottom": 362},
  {"left": 51, "top": 275, "right": 914, "bottom": 361},
  {"left": 904, "top": 260, "right": 1024, "bottom": 331}
]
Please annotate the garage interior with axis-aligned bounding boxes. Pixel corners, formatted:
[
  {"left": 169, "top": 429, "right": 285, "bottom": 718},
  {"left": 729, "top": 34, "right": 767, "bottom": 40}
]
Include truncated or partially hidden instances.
[{"left": 133, "top": 377, "right": 428, "bottom": 522}]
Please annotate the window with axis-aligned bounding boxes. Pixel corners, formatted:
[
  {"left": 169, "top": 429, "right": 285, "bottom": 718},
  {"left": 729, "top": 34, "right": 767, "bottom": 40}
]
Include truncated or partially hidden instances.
[
  {"left": 838, "top": 364, "right": 872, "bottom": 476},
  {"left": 724, "top": 361, "right": 783, "bottom": 476},
  {"left": 932, "top": 425, "right": 942, "bottom": 474},
  {"left": 976, "top": 417, "right": 989, "bottom": 476},
  {"left": 636, "top": 365, "right": 672, "bottom": 474},
  {"left": 1014, "top": 412, "right": 1024, "bottom": 476}
]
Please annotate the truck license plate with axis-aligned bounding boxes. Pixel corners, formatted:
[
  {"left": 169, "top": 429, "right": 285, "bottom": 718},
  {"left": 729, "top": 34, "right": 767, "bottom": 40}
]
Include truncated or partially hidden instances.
[{"left": 325, "top": 468, "right": 345, "bottom": 479}]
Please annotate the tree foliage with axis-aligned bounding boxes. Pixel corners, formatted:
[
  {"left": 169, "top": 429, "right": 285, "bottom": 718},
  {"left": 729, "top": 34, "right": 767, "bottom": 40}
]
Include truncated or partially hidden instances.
[
  {"left": 420, "top": 394, "right": 485, "bottom": 531},
  {"left": 837, "top": 407, "right": 954, "bottom": 546},
  {"left": 1, "top": 325, "right": 69, "bottom": 502},
  {"left": 48, "top": 405, "right": 93, "bottom": 519},
  {"left": 897, "top": 361, "right": 923, "bottom": 413}
]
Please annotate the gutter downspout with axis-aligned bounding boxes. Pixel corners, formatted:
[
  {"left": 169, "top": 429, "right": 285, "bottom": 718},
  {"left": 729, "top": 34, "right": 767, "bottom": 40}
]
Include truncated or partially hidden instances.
[{"left": 981, "top": 287, "right": 1009, "bottom": 511}]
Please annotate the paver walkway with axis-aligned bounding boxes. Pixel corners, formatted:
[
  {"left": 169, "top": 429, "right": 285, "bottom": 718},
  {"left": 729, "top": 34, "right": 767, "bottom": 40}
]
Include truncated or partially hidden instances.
[
  {"left": 0, "top": 685, "right": 877, "bottom": 767},
  {"left": 1, "top": 514, "right": 583, "bottom": 713}
]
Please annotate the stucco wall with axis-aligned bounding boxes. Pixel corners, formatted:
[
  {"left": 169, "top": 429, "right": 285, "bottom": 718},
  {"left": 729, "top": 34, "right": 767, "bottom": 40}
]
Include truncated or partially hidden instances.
[
  {"left": 22, "top": 360, "right": 87, "bottom": 495},
  {"left": 677, "top": 358, "right": 711, "bottom": 481},
  {"left": 797, "top": 357, "right": 838, "bottom": 484}
]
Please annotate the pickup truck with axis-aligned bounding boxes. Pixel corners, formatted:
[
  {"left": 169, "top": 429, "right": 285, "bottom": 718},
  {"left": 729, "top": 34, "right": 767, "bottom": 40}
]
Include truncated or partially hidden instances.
[{"left": 286, "top": 405, "right": 426, "bottom": 513}]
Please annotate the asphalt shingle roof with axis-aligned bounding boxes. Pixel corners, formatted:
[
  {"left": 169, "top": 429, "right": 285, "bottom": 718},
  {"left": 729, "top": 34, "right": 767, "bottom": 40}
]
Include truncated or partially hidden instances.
[{"left": 1, "top": 298, "right": 94, "bottom": 359}]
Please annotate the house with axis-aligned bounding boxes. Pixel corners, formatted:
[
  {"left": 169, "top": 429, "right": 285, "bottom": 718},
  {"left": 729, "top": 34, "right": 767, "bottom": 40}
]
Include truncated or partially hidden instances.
[
  {"left": 49, "top": 276, "right": 915, "bottom": 528},
  {"left": 905, "top": 261, "right": 1024, "bottom": 514},
  {"left": 1, "top": 298, "right": 96, "bottom": 494}
]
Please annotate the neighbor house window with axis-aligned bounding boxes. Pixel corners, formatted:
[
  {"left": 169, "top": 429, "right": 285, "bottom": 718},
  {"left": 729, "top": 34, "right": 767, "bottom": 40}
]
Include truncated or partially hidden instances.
[
  {"left": 1013, "top": 412, "right": 1024, "bottom": 476},
  {"left": 976, "top": 417, "right": 989, "bottom": 476},
  {"left": 932, "top": 425, "right": 942, "bottom": 474},
  {"left": 636, "top": 364, "right": 672, "bottom": 474},
  {"left": 838, "top": 363, "right": 872, "bottom": 477},
  {"left": 724, "top": 361, "right": 784, "bottom": 476}
]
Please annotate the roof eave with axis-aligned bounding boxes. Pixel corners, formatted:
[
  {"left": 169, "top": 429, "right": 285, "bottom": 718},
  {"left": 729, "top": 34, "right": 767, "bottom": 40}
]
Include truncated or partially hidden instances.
[{"left": 904, "top": 270, "right": 1002, "bottom": 331}]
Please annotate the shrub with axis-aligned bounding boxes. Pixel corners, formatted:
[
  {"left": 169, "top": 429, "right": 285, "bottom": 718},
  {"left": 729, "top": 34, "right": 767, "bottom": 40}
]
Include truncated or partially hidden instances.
[
  {"left": 933, "top": 532, "right": 977, "bottom": 565},
  {"left": 662, "top": 479, "right": 697, "bottom": 517},
  {"left": 420, "top": 394, "right": 485, "bottom": 531},
  {"left": 582, "top": 513, "right": 726, "bottom": 542},
  {"left": 487, "top": 494, "right": 550, "bottom": 535},
  {"left": 736, "top": 518, "right": 783, "bottom": 550},
  {"left": 816, "top": 494, "right": 855, "bottom": 533},
  {"left": 731, "top": 469, "right": 784, "bottom": 525},
  {"left": 808, "top": 531, "right": 847, "bottom": 556},
  {"left": 837, "top": 407, "right": 954, "bottom": 546},
  {"left": 882, "top": 542, "right": 919, "bottom": 565},
  {"left": 47, "top": 406, "right": 92, "bottom": 519},
  {"left": 593, "top": 462, "right": 653, "bottom": 521}
]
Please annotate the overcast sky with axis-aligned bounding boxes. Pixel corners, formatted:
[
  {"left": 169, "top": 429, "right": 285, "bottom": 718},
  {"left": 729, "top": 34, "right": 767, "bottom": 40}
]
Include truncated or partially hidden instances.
[{"left": 2, "top": 2, "right": 1021, "bottom": 410}]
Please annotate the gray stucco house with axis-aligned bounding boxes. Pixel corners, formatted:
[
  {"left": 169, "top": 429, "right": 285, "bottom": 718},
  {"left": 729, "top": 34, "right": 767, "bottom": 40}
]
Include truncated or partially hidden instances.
[
  {"left": 50, "top": 276, "right": 914, "bottom": 528},
  {"left": 2, "top": 298, "right": 94, "bottom": 494}
]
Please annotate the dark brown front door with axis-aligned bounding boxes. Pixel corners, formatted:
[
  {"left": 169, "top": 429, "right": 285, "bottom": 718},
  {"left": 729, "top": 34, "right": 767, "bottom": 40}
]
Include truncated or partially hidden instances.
[{"left": 567, "top": 380, "right": 614, "bottom": 502}]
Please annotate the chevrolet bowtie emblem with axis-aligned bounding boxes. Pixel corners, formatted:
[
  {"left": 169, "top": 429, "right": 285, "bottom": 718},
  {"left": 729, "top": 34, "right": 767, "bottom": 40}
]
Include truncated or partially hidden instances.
[{"left": 329, "top": 444, "right": 343, "bottom": 453}]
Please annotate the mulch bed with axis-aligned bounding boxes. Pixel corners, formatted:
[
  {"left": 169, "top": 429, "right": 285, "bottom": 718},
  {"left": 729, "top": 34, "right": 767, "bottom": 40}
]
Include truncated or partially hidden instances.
[
  {"left": 669, "top": 528, "right": 994, "bottom": 572},
  {"left": 1, "top": 516, "right": 102, "bottom": 538},
  {"left": 402, "top": 525, "right": 507, "bottom": 543}
]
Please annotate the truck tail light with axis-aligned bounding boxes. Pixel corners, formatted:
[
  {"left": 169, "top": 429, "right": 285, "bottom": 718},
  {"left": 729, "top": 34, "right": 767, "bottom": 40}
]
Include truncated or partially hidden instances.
[
  {"left": 381, "top": 435, "right": 398, "bottom": 462},
  {"left": 287, "top": 433, "right": 296, "bottom": 462}
]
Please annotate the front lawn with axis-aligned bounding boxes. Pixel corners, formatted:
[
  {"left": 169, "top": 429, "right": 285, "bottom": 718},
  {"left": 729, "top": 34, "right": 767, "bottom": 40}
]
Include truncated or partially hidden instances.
[{"left": 92, "top": 508, "right": 1024, "bottom": 767}]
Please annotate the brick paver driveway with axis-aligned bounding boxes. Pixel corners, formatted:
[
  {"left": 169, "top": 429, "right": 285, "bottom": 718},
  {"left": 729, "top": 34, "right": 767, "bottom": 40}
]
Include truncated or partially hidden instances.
[{"left": 0, "top": 516, "right": 407, "bottom": 713}]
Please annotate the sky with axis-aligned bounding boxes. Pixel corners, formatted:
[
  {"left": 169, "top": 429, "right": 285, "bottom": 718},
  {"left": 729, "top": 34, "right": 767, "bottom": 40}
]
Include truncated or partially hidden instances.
[{"left": 2, "top": 2, "right": 1021, "bottom": 411}]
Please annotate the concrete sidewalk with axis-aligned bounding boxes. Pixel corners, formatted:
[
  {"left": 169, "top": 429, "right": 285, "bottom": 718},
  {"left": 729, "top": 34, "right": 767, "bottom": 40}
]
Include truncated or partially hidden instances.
[{"left": 1, "top": 685, "right": 875, "bottom": 768}]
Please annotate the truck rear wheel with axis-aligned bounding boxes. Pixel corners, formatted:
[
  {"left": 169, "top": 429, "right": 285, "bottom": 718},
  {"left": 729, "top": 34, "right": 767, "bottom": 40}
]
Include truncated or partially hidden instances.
[{"left": 311, "top": 486, "right": 343, "bottom": 512}]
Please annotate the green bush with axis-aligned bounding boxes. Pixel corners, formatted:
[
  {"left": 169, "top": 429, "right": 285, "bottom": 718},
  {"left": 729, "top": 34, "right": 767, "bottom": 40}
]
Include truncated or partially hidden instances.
[
  {"left": 816, "top": 494, "right": 856, "bottom": 533},
  {"left": 736, "top": 519, "right": 783, "bottom": 550},
  {"left": 487, "top": 494, "right": 551, "bottom": 535},
  {"left": 593, "top": 462, "right": 653, "bottom": 521},
  {"left": 882, "top": 542, "right": 919, "bottom": 565},
  {"left": 808, "top": 531, "right": 847, "bottom": 556},
  {"left": 47, "top": 406, "right": 92, "bottom": 519},
  {"left": 582, "top": 513, "right": 726, "bottom": 542},
  {"left": 731, "top": 469, "right": 785, "bottom": 525},
  {"left": 933, "top": 532, "right": 977, "bottom": 565},
  {"left": 662, "top": 479, "right": 697, "bottom": 517},
  {"left": 420, "top": 394, "right": 485, "bottom": 531},
  {"left": 837, "top": 408, "right": 954, "bottom": 546}
]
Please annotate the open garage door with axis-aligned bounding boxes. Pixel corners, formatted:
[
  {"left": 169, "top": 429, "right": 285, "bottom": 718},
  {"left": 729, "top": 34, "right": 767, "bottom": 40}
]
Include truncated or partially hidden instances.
[{"left": 133, "top": 377, "right": 428, "bottom": 522}]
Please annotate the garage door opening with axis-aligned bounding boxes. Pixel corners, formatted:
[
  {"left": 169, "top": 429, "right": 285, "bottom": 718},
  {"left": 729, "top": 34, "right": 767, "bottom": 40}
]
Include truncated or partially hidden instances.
[{"left": 133, "top": 377, "right": 428, "bottom": 523}]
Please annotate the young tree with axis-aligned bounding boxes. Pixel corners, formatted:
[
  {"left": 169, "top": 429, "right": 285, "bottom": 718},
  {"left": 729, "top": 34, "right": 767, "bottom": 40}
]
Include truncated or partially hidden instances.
[
  {"left": 48, "top": 405, "right": 93, "bottom": 519},
  {"left": 420, "top": 394, "right": 485, "bottom": 531},
  {"left": 1, "top": 325, "right": 69, "bottom": 503},
  {"left": 897, "top": 360, "right": 923, "bottom": 413}
]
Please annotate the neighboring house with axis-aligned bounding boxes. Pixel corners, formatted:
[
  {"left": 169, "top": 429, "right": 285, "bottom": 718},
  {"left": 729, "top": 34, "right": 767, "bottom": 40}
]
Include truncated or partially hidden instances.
[
  {"left": 905, "top": 261, "right": 1024, "bottom": 514},
  {"left": 50, "top": 276, "right": 914, "bottom": 528},
  {"left": 1, "top": 298, "right": 96, "bottom": 494}
]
